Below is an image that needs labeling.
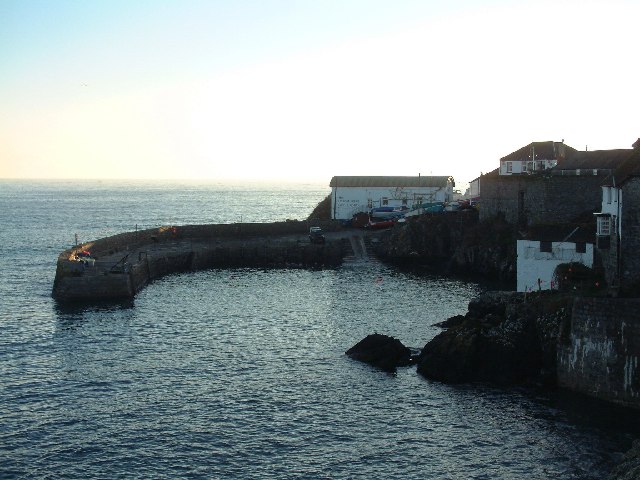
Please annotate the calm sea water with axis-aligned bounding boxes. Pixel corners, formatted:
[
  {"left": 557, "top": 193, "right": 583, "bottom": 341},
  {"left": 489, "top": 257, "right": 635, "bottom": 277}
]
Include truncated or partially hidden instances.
[{"left": 0, "top": 179, "right": 637, "bottom": 479}]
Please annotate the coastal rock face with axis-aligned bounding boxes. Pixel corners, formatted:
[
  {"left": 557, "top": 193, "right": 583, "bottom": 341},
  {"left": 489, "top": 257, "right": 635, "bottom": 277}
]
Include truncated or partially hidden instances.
[
  {"left": 417, "top": 291, "right": 571, "bottom": 385},
  {"left": 609, "top": 439, "right": 640, "bottom": 480},
  {"left": 346, "top": 334, "right": 412, "bottom": 372},
  {"left": 373, "top": 212, "right": 516, "bottom": 281}
]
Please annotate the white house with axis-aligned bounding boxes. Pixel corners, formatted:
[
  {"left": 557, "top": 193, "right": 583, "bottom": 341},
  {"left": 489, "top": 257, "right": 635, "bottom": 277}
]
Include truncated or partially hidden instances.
[
  {"left": 465, "top": 176, "right": 481, "bottom": 199},
  {"left": 329, "top": 176, "right": 454, "bottom": 220},
  {"left": 499, "top": 141, "right": 574, "bottom": 176},
  {"left": 516, "top": 227, "right": 594, "bottom": 292},
  {"left": 595, "top": 183, "right": 622, "bottom": 242}
]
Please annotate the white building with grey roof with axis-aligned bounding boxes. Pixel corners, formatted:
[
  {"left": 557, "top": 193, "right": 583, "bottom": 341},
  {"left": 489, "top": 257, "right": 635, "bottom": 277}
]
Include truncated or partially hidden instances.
[{"left": 329, "top": 175, "right": 454, "bottom": 220}]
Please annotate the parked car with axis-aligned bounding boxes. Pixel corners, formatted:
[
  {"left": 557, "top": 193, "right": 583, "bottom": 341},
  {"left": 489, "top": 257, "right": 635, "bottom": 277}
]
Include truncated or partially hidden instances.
[{"left": 309, "top": 226, "right": 325, "bottom": 244}]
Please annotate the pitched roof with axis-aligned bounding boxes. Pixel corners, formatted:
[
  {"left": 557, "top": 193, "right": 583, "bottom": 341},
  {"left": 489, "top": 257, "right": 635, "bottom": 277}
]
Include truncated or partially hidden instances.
[
  {"left": 554, "top": 149, "right": 633, "bottom": 170},
  {"left": 610, "top": 149, "right": 640, "bottom": 186},
  {"left": 500, "top": 141, "right": 577, "bottom": 162},
  {"left": 329, "top": 176, "right": 451, "bottom": 188}
]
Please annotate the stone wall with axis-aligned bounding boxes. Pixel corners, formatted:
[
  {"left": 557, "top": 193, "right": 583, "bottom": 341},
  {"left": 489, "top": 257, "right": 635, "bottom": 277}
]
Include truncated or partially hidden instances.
[
  {"left": 621, "top": 178, "right": 640, "bottom": 288},
  {"left": 52, "top": 270, "right": 135, "bottom": 300},
  {"left": 481, "top": 174, "right": 604, "bottom": 226},
  {"left": 53, "top": 222, "right": 346, "bottom": 301},
  {"left": 557, "top": 297, "right": 640, "bottom": 409},
  {"left": 596, "top": 232, "right": 619, "bottom": 288}
]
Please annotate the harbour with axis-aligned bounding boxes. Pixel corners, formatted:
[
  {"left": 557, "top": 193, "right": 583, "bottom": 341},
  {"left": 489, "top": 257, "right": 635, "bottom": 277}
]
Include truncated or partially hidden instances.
[{"left": 2, "top": 180, "right": 637, "bottom": 479}]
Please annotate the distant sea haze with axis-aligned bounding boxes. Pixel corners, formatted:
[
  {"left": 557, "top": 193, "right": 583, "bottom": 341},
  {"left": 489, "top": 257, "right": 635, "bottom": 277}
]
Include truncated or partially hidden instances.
[{"left": 0, "top": 179, "right": 633, "bottom": 479}]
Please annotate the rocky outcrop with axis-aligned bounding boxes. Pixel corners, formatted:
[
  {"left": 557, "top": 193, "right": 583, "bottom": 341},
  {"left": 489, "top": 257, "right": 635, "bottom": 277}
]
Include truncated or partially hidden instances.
[
  {"left": 307, "top": 194, "right": 332, "bottom": 221},
  {"left": 416, "top": 291, "right": 572, "bottom": 385},
  {"left": 372, "top": 212, "right": 516, "bottom": 282},
  {"left": 609, "top": 440, "right": 640, "bottom": 480},
  {"left": 346, "top": 334, "right": 413, "bottom": 372}
]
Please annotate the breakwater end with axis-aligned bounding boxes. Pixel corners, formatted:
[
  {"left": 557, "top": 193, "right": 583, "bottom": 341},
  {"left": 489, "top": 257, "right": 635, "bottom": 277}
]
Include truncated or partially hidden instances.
[{"left": 53, "top": 221, "right": 352, "bottom": 302}]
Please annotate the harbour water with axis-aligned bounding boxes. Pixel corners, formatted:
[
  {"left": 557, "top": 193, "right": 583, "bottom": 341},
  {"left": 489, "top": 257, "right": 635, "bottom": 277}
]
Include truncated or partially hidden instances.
[{"left": 0, "top": 179, "right": 637, "bottom": 479}]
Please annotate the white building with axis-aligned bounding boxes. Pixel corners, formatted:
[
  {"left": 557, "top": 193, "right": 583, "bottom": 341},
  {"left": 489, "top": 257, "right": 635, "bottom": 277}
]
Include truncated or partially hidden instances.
[
  {"left": 516, "top": 232, "right": 594, "bottom": 292},
  {"left": 329, "top": 176, "right": 454, "bottom": 220},
  {"left": 499, "top": 141, "right": 573, "bottom": 176},
  {"left": 465, "top": 176, "right": 481, "bottom": 199},
  {"left": 595, "top": 183, "right": 622, "bottom": 242}
]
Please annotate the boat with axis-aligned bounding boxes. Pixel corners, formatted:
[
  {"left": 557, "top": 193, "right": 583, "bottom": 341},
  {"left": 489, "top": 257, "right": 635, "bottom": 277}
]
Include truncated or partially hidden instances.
[{"left": 370, "top": 206, "right": 409, "bottom": 219}]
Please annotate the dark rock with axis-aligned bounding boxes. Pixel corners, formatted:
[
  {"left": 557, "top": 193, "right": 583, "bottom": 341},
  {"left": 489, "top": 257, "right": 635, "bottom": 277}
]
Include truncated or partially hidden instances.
[
  {"left": 346, "top": 333, "right": 412, "bottom": 372},
  {"left": 307, "top": 194, "right": 332, "bottom": 220},
  {"left": 609, "top": 439, "right": 640, "bottom": 480},
  {"left": 371, "top": 212, "right": 517, "bottom": 282},
  {"left": 417, "top": 291, "right": 571, "bottom": 385},
  {"left": 432, "top": 314, "right": 466, "bottom": 329}
]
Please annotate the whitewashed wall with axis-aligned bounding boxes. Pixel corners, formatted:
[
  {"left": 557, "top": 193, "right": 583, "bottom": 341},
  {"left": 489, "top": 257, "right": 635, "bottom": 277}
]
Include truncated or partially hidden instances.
[
  {"left": 516, "top": 240, "right": 594, "bottom": 292},
  {"left": 499, "top": 159, "right": 558, "bottom": 176},
  {"left": 331, "top": 186, "right": 450, "bottom": 220}
]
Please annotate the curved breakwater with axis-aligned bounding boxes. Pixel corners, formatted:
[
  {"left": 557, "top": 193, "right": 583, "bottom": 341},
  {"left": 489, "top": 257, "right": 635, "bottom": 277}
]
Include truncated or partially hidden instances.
[{"left": 52, "top": 221, "right": 349, "bottom": 301}]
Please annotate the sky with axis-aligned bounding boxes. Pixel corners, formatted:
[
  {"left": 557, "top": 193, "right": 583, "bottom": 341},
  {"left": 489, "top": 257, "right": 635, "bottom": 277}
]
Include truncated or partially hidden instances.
[{"left": 1, "top": 0, "right": 639, "bottom": 188}]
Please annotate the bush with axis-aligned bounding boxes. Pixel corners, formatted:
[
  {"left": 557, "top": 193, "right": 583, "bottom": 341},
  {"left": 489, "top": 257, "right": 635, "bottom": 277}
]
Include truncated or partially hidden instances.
[{"left": 553, "top": 262, "right": 606, "bottom": 295}]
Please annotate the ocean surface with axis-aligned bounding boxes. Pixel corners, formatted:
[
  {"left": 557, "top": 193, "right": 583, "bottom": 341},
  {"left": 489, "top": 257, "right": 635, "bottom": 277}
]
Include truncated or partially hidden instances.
[{"left": 0, "top": 179, "right": 637, "bottom": 479}]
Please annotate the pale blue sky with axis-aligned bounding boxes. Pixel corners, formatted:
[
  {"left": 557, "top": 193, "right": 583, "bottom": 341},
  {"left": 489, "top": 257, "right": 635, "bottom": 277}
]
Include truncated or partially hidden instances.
[{"left": 2, "top": 0, "right": 639, "bottom": 186}]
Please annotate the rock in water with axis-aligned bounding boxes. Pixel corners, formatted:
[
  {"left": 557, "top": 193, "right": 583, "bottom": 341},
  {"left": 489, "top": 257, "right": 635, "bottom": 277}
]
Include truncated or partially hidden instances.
[
  {"left": 416, "top": 291, "right": 569, "bottom": 385},
  {"left": 608, "top": 439, "right": 640, "bottom": 480},
  {"left": 346, "top": 334, "right": 412, "bottom": 372}
]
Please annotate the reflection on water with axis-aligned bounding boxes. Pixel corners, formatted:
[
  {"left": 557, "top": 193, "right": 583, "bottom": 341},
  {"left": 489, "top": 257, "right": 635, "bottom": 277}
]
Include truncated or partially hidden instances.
[
  {"left": 0, "top": 268, "right": 626, "bottom": 478},
  {"left": 1, "top": 181, "right": 638, "bottom": 479}
]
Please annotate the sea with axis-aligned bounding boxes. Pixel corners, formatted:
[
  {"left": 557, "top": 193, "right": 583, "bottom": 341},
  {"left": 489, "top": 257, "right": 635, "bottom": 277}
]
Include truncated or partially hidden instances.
[{"left": 0, "top": 179, "right": 638, "bottom": 479}]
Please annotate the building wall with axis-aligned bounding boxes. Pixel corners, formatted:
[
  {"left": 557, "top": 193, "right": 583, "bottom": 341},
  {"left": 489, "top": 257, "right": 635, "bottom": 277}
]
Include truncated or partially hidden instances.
[
  {"left": 499, "top": 159, "right": 557, "bottom": 175},
  {"left": 468, "top": 178, "right": 480, "bottom": 198},
  {"left": 480, "top": 174, "right": 604, "bottom": 226},
  {"left": 331, "top": 186, "right": 450, "bottom": 220},
  {"left": 596, "top": 230, "right": 619, "bottom": 287},
  {"left": 621, "top": 178, "right": 640, "bottom": 287},
  {"left": 516, "top": 240, "right": 594, "bottom": 292},
  {"left": 557, "top": 297, "right": 640, "bottom": 409},
  {"left": 600, "top": 186, "right": 621, "bottom": 218}
]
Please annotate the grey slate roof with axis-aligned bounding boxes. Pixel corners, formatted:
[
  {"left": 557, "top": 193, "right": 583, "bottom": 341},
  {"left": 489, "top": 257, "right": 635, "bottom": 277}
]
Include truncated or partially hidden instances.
[
  {"left": 610, "top": 148, "right": 640, "bottom": 185},
  {"left": 555, "top": 149, "right": 633, "bottom": 170},
  {"left": 500, "top": 141, "right": 577, "bottom": 162},
  {"left": 329, "top": 176, "right": 451, "bottom": 188}
]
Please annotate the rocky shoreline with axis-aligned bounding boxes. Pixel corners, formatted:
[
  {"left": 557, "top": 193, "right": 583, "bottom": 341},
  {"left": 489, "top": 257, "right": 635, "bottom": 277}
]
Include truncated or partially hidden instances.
[
  {"left": 346, "top": 290, "right": 570, "bottom": 384},
  {"left": 345, "top": 289, "right": 638, "bottom": 479},
  {"left": 371, "top": 210, "right": 517, "bottom": 283},
  {"left": 333, "top": 207, "right": 639, "bottom": 479}
]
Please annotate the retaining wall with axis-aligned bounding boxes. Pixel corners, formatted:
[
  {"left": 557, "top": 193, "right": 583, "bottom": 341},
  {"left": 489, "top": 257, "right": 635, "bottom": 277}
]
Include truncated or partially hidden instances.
[{"left": 558, "top": 297, "right": 640, "bottom": 409}]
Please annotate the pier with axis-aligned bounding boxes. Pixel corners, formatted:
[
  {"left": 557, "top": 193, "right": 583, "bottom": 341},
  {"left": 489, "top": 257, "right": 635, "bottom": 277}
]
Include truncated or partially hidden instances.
[{"left": 52, "top": 221, "right": 374, "bottom": 302}]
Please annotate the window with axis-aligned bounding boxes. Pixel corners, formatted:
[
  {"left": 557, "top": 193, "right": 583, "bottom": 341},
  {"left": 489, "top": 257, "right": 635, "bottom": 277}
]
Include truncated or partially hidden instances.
[
  {"left": 367, "top": 199, "right": 373, "bottom": 209},
  {"left": 576, "top": 242, "right": 586, "bottom": 253},
  {"left": 540, "top": 241, "right": 552, "bottom": 253},
  {"left": 506, "top": 161, "right": 513, "bottom": 173},
  {"left": 606, "top": 187, "right": 612, "bottom": 204},
  {"left": 402, "top": 198, "right": 408, "bottom": 206},
  {"left": 382, "top": 197, "right": 389, "bottom": 206},
  {"left": 597, "top": 216, "right": 611, "bottom": 236}
]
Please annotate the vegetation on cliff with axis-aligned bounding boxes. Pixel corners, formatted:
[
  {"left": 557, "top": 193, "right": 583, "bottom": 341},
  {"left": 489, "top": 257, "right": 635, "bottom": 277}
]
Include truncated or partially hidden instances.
[{"left": 307, "top": 194, "right": 332, "bottom": 221}]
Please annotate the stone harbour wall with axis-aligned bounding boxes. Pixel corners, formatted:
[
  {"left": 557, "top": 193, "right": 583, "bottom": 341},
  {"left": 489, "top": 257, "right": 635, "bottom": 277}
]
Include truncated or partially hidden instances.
[
  {"left": 53, "top": 221, "right": 345, "bottom": 302},
  {"left": 558, "top": 297, "right": 640, "bottom": 409}
]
